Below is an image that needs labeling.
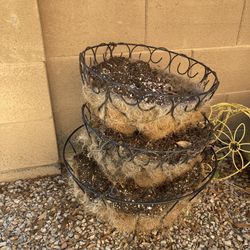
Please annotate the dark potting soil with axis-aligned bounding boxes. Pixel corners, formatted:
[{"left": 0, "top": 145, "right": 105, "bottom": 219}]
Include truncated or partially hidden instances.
[
  {"left": 74, "top": 148, "right": 213, "bottom": 215},
  {"left": 96, "top": 120, "right": 213, "bottom": 153},
  {"left": 89, "top": 56, "right": 201, "bottom": 105}
]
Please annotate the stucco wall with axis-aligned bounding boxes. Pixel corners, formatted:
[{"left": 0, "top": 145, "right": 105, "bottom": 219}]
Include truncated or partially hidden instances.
[
  {"left": 0, "top": 0, "right": 59, "bottom": 181},
  {"left": 1, "top": 0, "right": 250, "bottom": 180}
]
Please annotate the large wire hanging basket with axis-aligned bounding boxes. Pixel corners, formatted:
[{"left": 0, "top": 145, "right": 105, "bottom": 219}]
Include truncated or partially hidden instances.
[
  {"left": 80, "top": 103, "right": 214, "bottom": 187},
  {"left": 63, "top": 125, "right": 218, "bottom": 214},
  {"left": 79, "top": 42, "right": 219, "bottom": 139}
]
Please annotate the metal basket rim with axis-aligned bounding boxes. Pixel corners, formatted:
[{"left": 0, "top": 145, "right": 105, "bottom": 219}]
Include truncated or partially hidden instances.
[
  {"left": 63, "top": 125, "right": 218, "bottom": 206},
  {"left": 82, "top": 103, "right": 213, "bottom": 156},
  {"left": 79, "top": 42, "right": 219, "bottom": 103}
]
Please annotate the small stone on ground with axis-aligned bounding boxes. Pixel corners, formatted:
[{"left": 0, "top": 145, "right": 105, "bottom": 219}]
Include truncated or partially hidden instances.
[{"left": 0, "top": 169, "right": 249, "bottom": 249}]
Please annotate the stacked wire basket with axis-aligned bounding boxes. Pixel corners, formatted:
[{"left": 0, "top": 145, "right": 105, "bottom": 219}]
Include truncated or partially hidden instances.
[{"left": 63, "top": 42, "right": 219, "bottom": 232}]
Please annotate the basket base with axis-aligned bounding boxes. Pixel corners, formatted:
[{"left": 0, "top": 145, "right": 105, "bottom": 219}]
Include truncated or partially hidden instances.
[
  {"left": 72, "top": 180, "right": 201, "bottom": 233},
  {"left": 69, "top": 153, "right": 209, "bottom": 233}
]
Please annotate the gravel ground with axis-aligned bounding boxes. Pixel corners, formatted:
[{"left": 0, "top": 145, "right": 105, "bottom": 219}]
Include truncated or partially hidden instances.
[{"left": 0, "top": 168, "right": 249, "bottom": 250}]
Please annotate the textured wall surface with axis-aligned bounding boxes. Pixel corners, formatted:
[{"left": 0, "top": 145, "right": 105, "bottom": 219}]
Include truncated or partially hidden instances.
[
  {"left": 147, "top": 0, "right": 244, "bottom": 49},
  {"left": 0, "top": 0, "right": 59, "bottom": 181},
  {"left": 0, "top": 0, "right": 44, "bottom": 63},
  {"left": 38, "top": 0, "right": 145, "bottom": 57},
  {"left": 37, "top": 0, "right": 250, "bottom": 153},
  {"left": 1, "top": 0, "right": 250, "bottom": 179}
]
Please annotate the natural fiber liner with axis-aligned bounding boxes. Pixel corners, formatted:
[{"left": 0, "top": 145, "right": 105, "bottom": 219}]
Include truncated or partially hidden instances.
[
  {"left": 75, "top": 191, "right": 196, "bottom": 233},
  {"left": 82, "top": 84, "right": 204, "bottom": 140},
  {"left": 70, "top": 164, "right": 201, "bottom": 233},
  {"left": 79, "top": 124, "right": 203, "bottom": 187},
  {"left": 66, "top": 143, "right": 216, "bottom": 233}
]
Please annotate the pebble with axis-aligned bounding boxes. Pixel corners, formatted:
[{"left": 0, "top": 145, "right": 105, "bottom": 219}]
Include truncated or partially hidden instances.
[
  {"left": 61, "top": 242, "right": 67, "bottom": 249},
  {"left": 237, "top": 235, "right": 243, "bottom": 242},
  {"left": 0, "top": 173, "right": 249, "bottom": 249},
  {"left": 89, "top": 235, "right": 95, "bottom": 240},
  {"left": 77, "top": 215, "right": 83, "bottom": 220},
  {"left": 243, "top": 234, "right": 250, "bottom": 240},
  {"left": 160, "top": 240, "right": 167, "bottom": 245},
  {"left": 224, "top": 240, "right": 232, "bottom": 247},
  {"left": 75, "top": 226, "right": 82, "bottom": 233},
  {"left": 74, "top": 235, "right": 80, "bottom": 240},
  {"left": 0, "top": 247, "right": 8, "bottom": 250}
]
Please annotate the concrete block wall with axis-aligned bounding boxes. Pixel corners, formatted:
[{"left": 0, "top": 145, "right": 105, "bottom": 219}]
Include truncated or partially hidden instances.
[
  {"left": 37, "top": 0, "right": 250, "bottom": 154},
  {"left": 37, "top": 0, "right": 147, "bottom": 153},
  {"left": 193, "top": 46, "right": 250, "bottom": 104},
  {"left": 0, "top": 0, "right": 59, "bottom": 181},
  {"left": 1, "top": 0, "right": 250, "bottom": 179}
]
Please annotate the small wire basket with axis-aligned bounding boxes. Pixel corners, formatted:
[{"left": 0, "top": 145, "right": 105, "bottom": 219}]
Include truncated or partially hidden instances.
[
  {"left": 80, "top": 103, "right": 214, "bottom": 187},
  {"left": 63, "top": 125, "right": 218, "bottom": 215},
  {"left": 79, "top": 42, "right": 219, "bottom": 111},
  {"left": 79, "top": 42, "right": 219, "bottom": 139}
]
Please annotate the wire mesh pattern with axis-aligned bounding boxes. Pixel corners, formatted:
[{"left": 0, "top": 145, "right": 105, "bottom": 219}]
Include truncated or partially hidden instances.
[
  {"left": 81, "top": 103, "right": 214, "bottom": 167},
  {"left": 79, "top": 42, "right": 219, "bottom": 116},
  {"left": 209, "top": 103, "right": 250, "bottom": 180},
  {"left": 63, "top": 125, "right": 218, "bottom": 213}
]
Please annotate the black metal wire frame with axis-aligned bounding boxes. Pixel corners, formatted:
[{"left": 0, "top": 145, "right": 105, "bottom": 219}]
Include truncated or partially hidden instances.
[
  {"left": 79, "top": 42, "right": 219, "bottom": 115},
  {"left": 81, "top": 103, "right": 214, "bottom": 166},
  {"left": 63, "top": 125, "right": 218, "bottom": 207}
]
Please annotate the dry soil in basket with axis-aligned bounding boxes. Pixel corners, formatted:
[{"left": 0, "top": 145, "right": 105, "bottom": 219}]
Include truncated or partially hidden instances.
[
  {"left": 89, "top": 56, "right": 201, "bottom": 105},
  {"left": 101, "top": 119, "right": 212, "bottom": 152},
  {"left": 73, "top": 149, "right": 212, "bottom": 215}
]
